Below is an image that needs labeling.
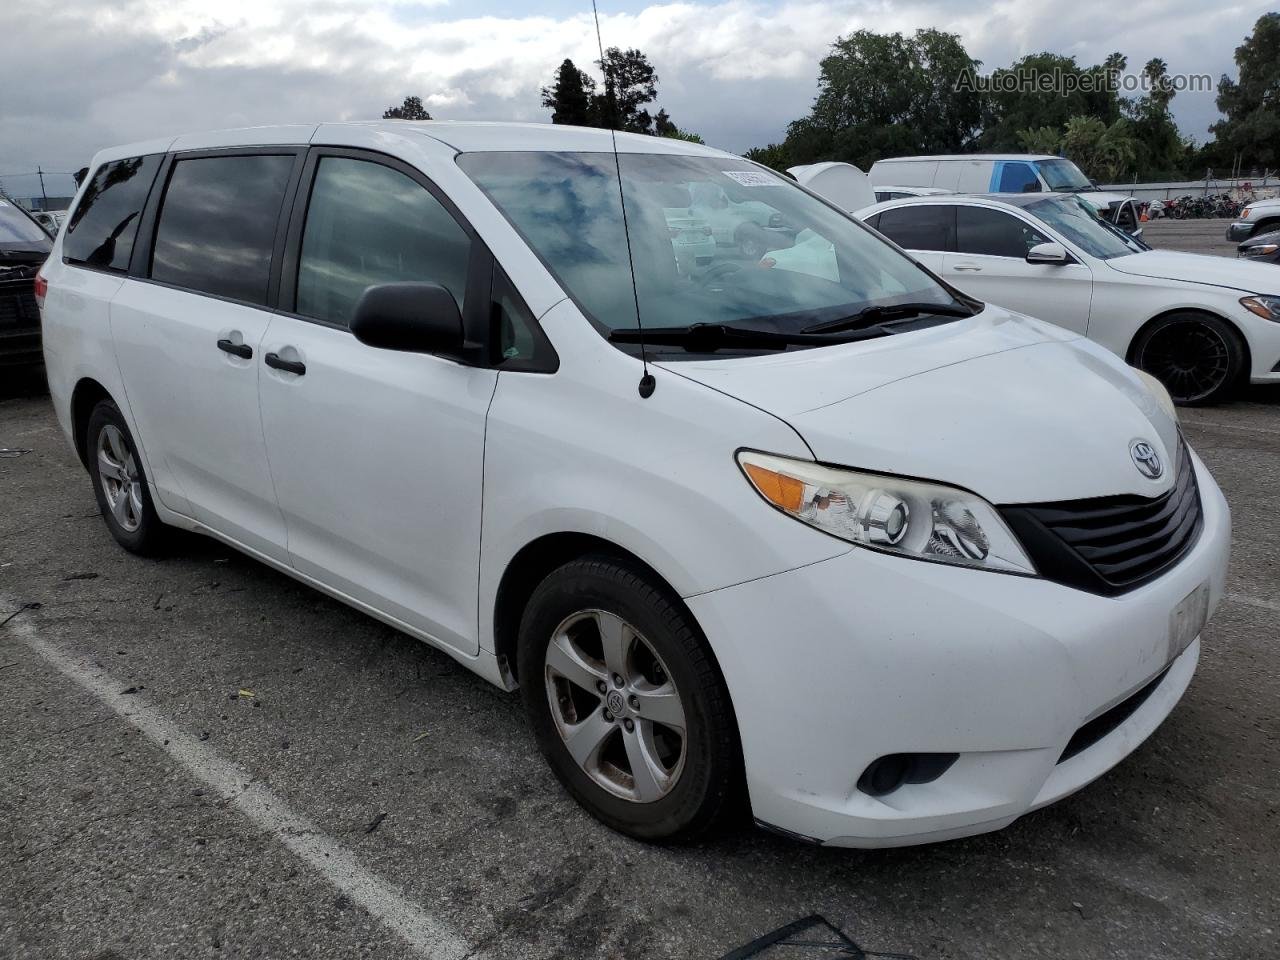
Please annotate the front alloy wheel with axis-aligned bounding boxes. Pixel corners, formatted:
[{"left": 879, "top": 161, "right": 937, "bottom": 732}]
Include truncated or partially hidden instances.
[
  {"left": 544, "top": 609, "right": 687, "bottom": 803},
  {"left": 518, "top": 556, "right": 742, "bottom": 842}
]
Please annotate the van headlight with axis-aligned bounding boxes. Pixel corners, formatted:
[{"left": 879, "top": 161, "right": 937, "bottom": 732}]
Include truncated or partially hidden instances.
[
  {"left": 737, "top": 451, "right": 1035, "bottom": 574},
  {"left": 1134, "top": 368, "right": 1178, "bottom": 422}
]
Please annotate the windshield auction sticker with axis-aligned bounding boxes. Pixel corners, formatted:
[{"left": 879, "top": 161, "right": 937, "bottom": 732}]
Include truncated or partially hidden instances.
[{"left": 722, "top": 170, "right": 783, "bottom": 187}]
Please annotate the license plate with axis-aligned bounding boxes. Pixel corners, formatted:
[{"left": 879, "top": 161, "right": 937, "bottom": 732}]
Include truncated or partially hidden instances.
[{"left": 1168, "top": 582, "right": 1210, "bottom": 663}]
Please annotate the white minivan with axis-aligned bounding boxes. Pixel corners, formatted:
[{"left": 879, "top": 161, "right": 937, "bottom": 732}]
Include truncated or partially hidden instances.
[{"left": 39, "top": 122, "right": 1230, "bottom": 848}]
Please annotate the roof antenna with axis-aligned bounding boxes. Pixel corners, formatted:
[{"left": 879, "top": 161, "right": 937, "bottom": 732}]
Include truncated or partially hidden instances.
[{"left": 591, "top": 0, "right": 655, "bottom": 399}]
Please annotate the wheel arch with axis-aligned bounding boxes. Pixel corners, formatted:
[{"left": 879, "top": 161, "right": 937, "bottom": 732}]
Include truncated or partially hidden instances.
[
  {"left": 493, "top": 532, "right": 716, "bottom": 688},
  {"left": 1125, "top": 306, "right": 1251, "bottom": 373},
  {"left": 1250, "top": 216, "right": 1280, "bottom": 237},
  {"left": 70, "top": 377, "right": 115, "bottom": 470}
]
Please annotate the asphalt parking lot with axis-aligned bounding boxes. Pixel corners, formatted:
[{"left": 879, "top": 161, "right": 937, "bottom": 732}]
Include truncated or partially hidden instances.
[{"left": 3, "top": 218, "right": 1278, "bottom": 959}]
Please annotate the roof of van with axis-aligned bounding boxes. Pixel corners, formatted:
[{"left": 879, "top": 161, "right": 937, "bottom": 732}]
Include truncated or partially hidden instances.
[
  {"left": 872, "top": 154, "right": 1060, "bottom": 164},
  {"left": 92, "top": 121, "right": 730, "bottom": 166}
]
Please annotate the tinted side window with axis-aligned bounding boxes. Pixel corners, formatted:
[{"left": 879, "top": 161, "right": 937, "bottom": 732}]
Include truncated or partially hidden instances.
[
  {"left": 151, "top": 154, "right": 295, "bottom": 305},
  {"left": 296, "top": 157, "right": 471, "bottom": 327},
  {"left": 997, "top": 162, "right": 1040, "bottom": 193},
  {"left": 956, "top": 207, "right": 1049, "bottom": 258},
  {"left": 875, "top": 206, "right": 952, "bottom": 252},
  {"left": 63, "top": 155, "right": 161, "bottom": 271}
]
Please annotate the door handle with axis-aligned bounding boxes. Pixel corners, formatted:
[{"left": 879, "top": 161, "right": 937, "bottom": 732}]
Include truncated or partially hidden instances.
[
  {"left": 217, "top": 338, "right": 253, "bottom": 359},
  {"left": 265, "top": 352, "right": 306, "bottom": 376},
  {"left": 951, "top": 263, "right": 982, "bottom": 272}
]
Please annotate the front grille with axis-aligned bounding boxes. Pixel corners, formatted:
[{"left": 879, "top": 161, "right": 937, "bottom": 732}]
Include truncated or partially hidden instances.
[
  {"left": 1000, "top": 440, "right": 1202, "bottom": 596},
  {"left": 0, "top": 277, "right": 39, "bottom": 331}
]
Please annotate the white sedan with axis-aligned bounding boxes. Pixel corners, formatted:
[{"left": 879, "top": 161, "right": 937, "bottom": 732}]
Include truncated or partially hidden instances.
[{"left": 854, "top": 193, "right": 1280, "bottom": 404}]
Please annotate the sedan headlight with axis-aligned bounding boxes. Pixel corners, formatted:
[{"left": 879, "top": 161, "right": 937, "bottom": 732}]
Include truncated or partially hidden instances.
[
  {"left": 737, "top": 451, "right": 1035, "bottom": 574},
  {"left": 1240, "top": 295, "right": 1280, "bottom": 322},
  {"left": 1240, "top": 243, "right": 1278, "bottom": 259}
]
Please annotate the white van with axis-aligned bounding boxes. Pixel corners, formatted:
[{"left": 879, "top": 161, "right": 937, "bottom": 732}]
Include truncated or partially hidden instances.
[
  {"left": 38, "top": 122, "right": 1228, "bottom": 848},
  {"left": 870, "top": 154, "right": 1141, "bottom": 234}
]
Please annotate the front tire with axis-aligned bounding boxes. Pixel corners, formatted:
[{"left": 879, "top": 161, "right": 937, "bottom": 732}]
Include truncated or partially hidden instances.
[
  {"left": 518, "top": 556, "right": 741, "bottom": 842},
  {"left": 86, "top": 400, "right": 169, "bottom": 555},
  {"left": 1132, "top": 312, "right": 1246, "bottom": 406}
]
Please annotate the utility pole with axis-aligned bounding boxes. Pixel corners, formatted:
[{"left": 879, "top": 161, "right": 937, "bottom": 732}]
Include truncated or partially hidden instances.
[{"left": 37, "top": 166, "right": 48, "bottom": 209}]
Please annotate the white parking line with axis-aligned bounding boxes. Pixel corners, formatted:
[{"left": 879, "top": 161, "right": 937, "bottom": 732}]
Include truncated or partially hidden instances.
[
  {"left": 4, "top": 614, "right": 483, "bottom": 960},
  {"left": 1181, "top": 417, "right": 1280, "bottom": 437},
  {"left": 1225, "top": 592, "right": 1280, "bottom": 615}
]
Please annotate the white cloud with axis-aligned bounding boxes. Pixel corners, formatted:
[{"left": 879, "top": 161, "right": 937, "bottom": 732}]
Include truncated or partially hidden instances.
[{"left": 1, "top": 0, "right": 1272, "bottom": 182}]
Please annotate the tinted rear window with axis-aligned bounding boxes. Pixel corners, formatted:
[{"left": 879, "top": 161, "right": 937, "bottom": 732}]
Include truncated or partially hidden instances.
[
  {"left": 151, "top": 154, "right": 295, "bottom": 305},
  {"left": 876, "top": 205, "right": 953, "bottom": 252},
  {"left": 63, "top": 155, "right": 161, "bottom": 271},
  {"left": 0, "top": 200, "right": 51, "bottom": 246}
]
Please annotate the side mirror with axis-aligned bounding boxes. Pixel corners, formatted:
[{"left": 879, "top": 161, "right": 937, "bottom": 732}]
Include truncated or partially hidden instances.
[
  {"left": 350, "top": 282, "right": 465, "bottom": 356},
  {"left": 1026, "top": 241, "right": 1070, "bottom": 265}
]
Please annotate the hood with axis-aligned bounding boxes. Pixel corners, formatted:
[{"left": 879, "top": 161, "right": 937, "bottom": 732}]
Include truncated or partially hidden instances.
[
  {"left": 1244, "top": 197, "right": 1280, "bottom": 214},
  {"left": 662, "top": 307, "right": 1179, "bottom": 504},
  {"left": 657, "top": 306, "right": 1073, "bottom": 419},
  {"left": 1074, "top": 191, "right": 1133, "bottom": 209},
  {"left": 1104, "top": 249, "right": 1280, "bottom": 293}
]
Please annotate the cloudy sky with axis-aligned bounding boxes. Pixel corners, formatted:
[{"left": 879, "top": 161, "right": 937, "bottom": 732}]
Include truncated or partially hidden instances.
[{"left": 2, "top": 0, "right": 1272, "bottom": 199}]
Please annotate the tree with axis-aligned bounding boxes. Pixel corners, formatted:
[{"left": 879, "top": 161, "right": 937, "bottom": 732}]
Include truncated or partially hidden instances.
[
  {"left": 762, "top": 29, "right": 982, "bottom": 170},
  {"left": 1125, "top": 58, "right": 1186, "bottom": 178},
  {"left": 383, "top": 96, "right": 431, "bottom": 120},
  {"left": 1060, "top": 115, "right": 1138, "bottom": 182},
  {"left": 593, "top": 47, "right": 659, "bottom": 133},
  {"left": 653, "top": 109, "right": 703, "bottom": 143},
  {"left": 1016, "top": 126, "right": 1061, "bottom": 154},
  {"left": 542, "top": 59, "right": 596, "bottom": 126},
  {"left": 981, "top": 52, "right": 1126, "bottom": 151},
  {"left": 1210, "top": 13, "right": 1280, "bottom": 171}
]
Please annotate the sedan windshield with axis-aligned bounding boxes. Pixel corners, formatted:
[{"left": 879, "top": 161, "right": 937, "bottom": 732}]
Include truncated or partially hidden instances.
[
  {"left": 1025, "top": 196, "right": 1144, "bottom": 260},
  {"left": 458, "top": 151, "right": 964, "bottom": 356},
  {"left": 1035, "top": 159, "right": 1093, "bottom": 192}
]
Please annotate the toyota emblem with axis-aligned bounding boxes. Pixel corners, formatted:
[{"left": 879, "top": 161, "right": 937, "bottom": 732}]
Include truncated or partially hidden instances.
[{"left": 1130, "top": 440, "right": 1163, "bottom": 480}]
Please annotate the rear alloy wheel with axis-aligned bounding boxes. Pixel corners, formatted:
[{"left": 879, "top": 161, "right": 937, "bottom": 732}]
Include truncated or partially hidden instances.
[
  {"left": 86, "top": 400, "right": 169, "bottom": 554},
  {"left": 1133, "top": 312, "right": 1245, "bottom": 406},
  {"left": 518, "top": 557, "right": 741, "bottom": 842}
]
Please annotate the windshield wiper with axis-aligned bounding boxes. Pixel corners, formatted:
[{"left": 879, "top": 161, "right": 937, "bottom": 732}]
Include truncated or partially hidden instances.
[
  {"left": 801, "top": 301, "right": 976, "bottom": 335},
  {"left": 608, "top": 322, "right": 892, "bottom": 352}
]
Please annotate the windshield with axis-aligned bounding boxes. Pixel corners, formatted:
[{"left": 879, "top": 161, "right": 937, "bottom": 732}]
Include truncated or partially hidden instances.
[
  {"left": 1035, "top": 159, "right": 1092, "bottom": 192},
  {"left": 0, "top": 199, "right": 52, "bottom": 245},
  {"left": 458, "top": 151, "right": 962, "bottom": 356},
  {"left": 1025, "top": 196, "right": 1143, "bottom": 259}
]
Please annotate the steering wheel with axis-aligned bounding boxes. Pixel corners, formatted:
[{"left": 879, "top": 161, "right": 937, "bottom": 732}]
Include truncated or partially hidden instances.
[{"left": 697, "top": 260, "right": 744, "bottom": 290}]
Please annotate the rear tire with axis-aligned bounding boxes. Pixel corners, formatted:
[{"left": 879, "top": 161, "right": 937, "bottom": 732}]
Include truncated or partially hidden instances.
[
  {"left": 1132, "top": 312, "right": 1246, "bottom": 406},
  {"left": 517, "top": 556, "right": 742, "bottom": 842},
  {"left": 86, "top": 400, "right": 169, "bottom": 555}
]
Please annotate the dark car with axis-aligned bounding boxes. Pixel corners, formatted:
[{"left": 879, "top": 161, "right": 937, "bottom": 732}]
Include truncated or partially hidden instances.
[
  {"left": 0, "top": 197, "right": 52, "bottom": 367},
  {"left": 1238, "top": 228, "right": 1280, "bottom": 265}
]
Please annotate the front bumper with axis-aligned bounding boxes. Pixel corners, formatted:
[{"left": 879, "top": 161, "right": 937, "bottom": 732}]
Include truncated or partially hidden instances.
[
  {"left": 688, "top": 451, "right": 1230, "bottom": 847},
  {"left": 1226, "top": 221, "right": 1255, "bottom": 241}
]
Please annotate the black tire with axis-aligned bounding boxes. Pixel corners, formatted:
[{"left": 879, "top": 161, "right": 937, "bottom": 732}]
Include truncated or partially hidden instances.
[
  {"left": 1132, "top": 312, "right": 1246, "bottom": 406},
  {"left": 86, "top": 399, "right": 169, "bottom": 555},
  {"left": 517, "top": 556, "right": 742, "bottom": 842}
]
